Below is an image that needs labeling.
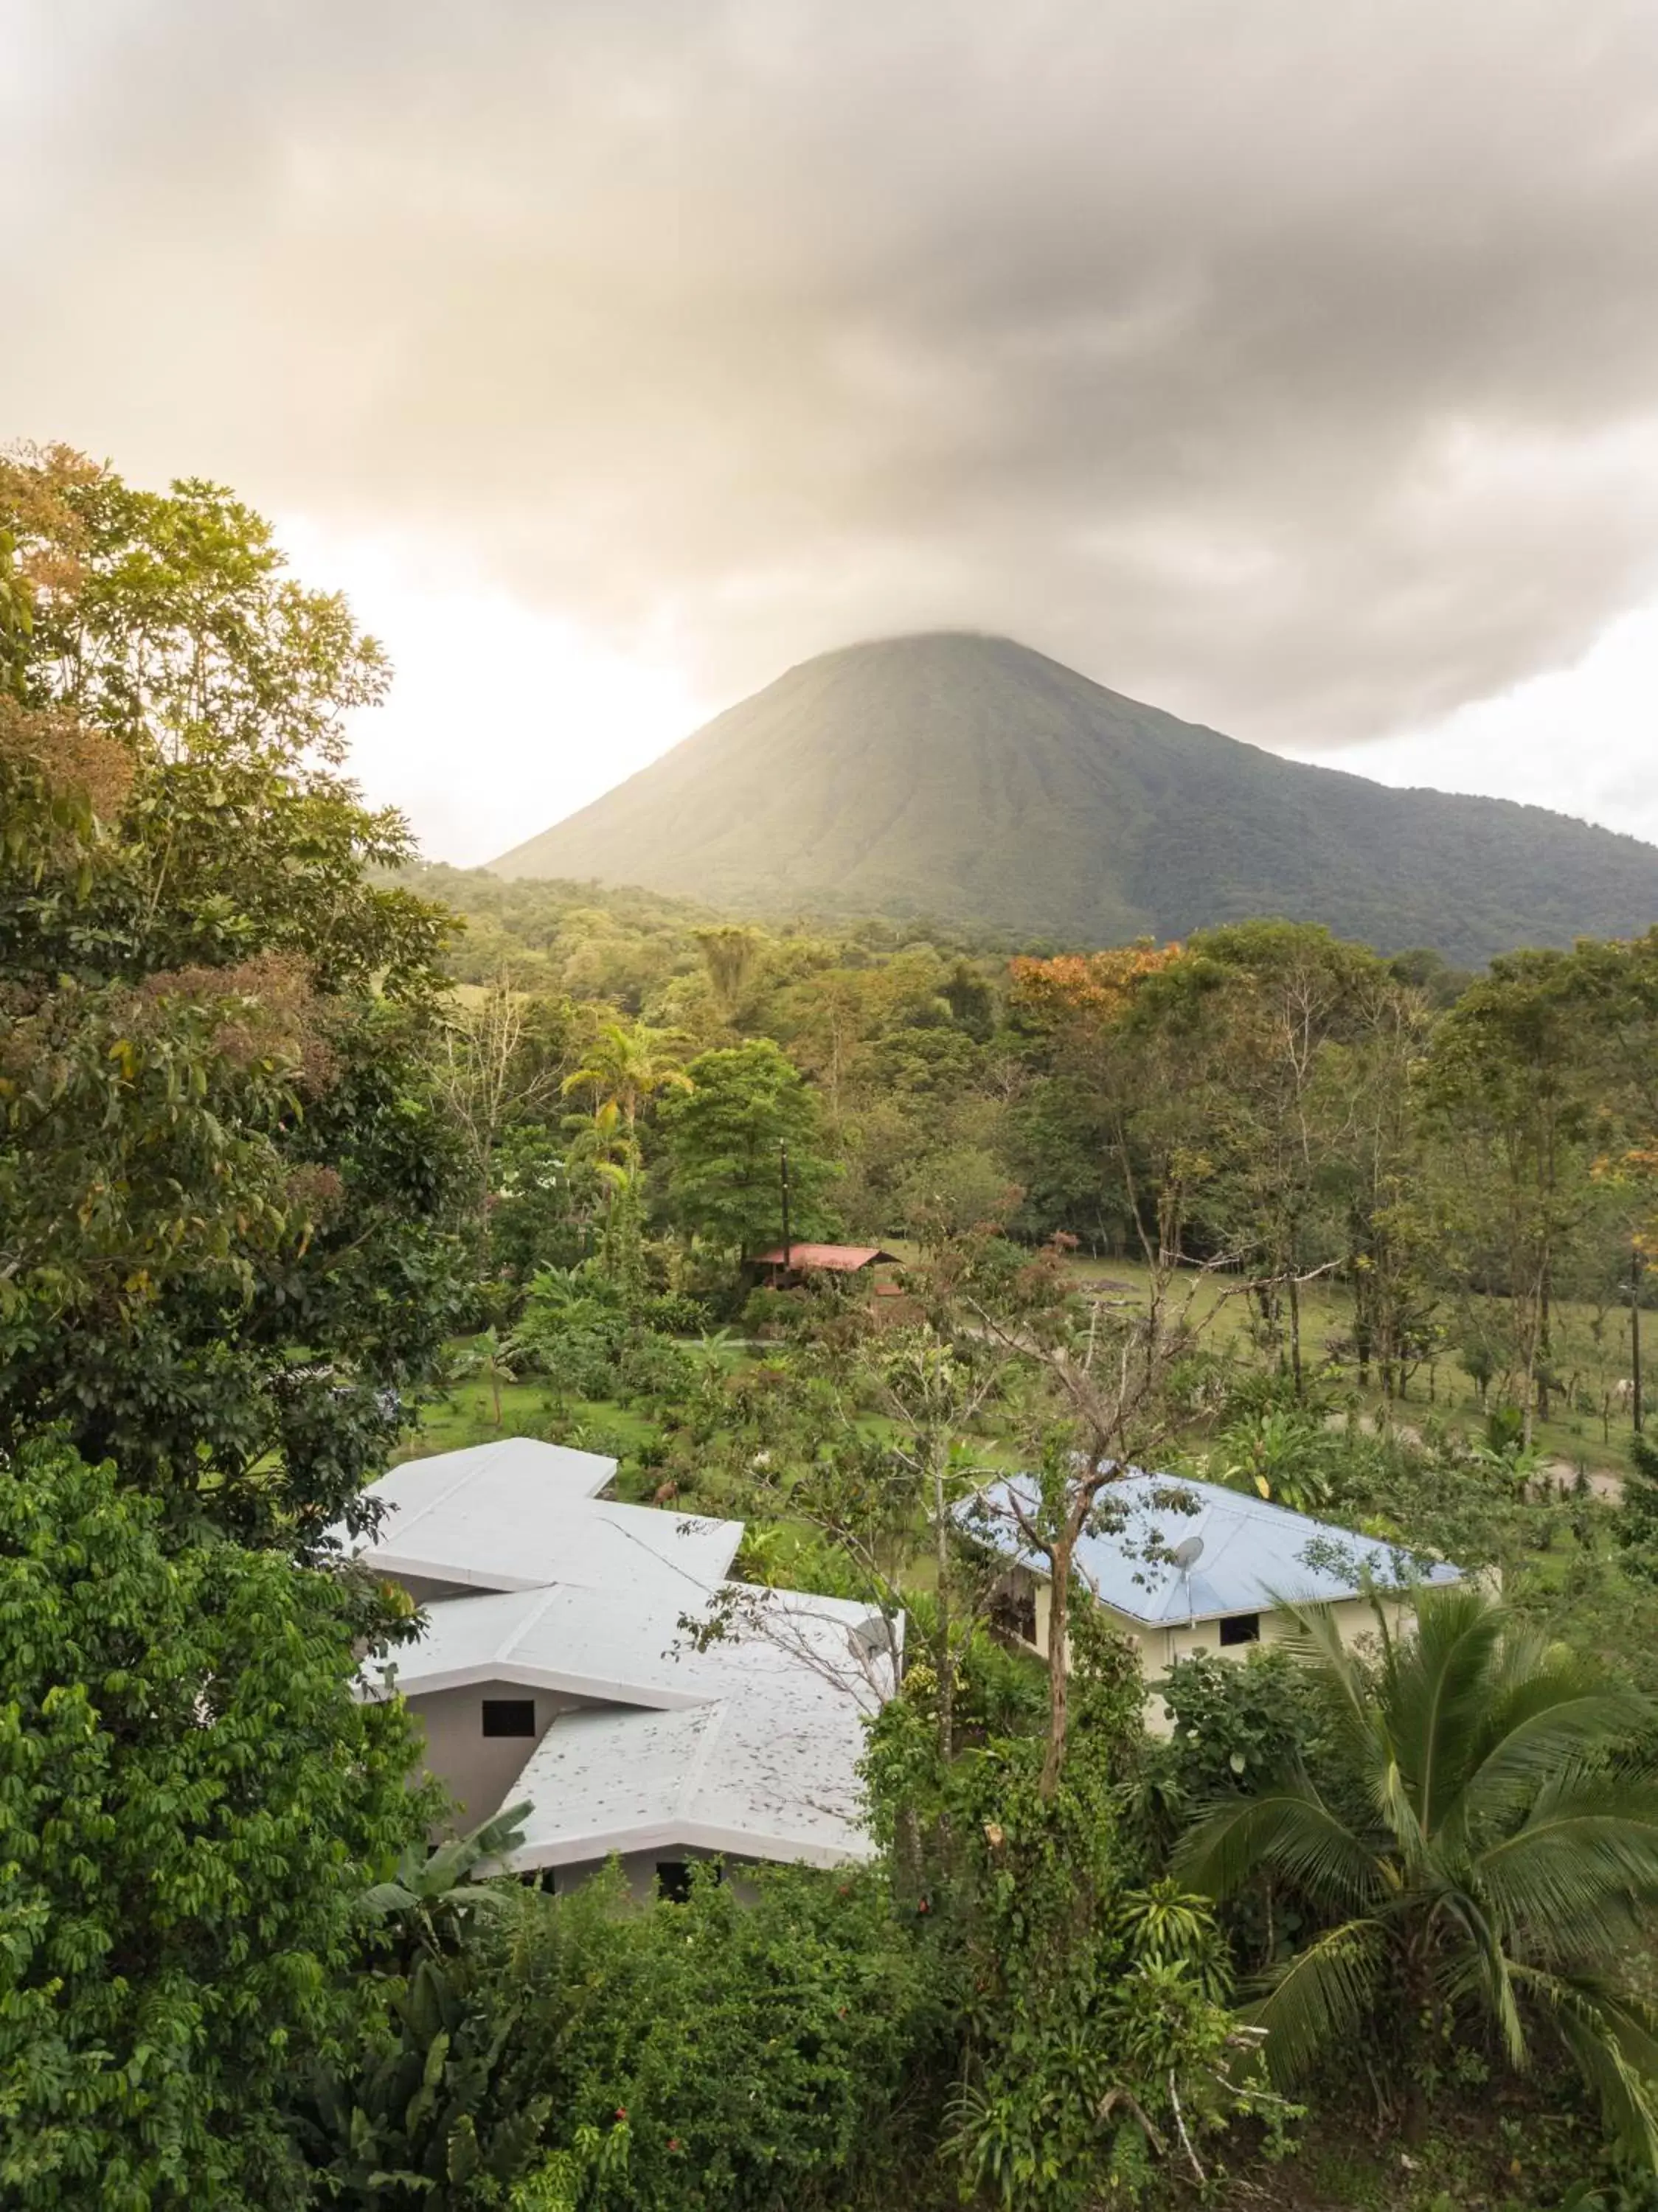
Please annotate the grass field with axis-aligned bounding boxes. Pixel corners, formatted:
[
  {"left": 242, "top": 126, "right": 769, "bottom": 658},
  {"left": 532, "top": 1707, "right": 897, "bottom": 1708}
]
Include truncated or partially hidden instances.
[
  {"left": 392, "top": 1239, "right": 1649, "bottom": 1493},
  {"left": 1044, "top": 1250, "right": 1644, "bottom": 1479},
  {"left": 392, "top": 1379, "right": 661, "bottom": 1464}
]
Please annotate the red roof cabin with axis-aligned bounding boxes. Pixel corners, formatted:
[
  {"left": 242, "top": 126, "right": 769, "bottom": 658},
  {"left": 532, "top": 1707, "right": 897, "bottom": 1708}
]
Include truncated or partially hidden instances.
[{"left": 753, "top": 1242, "right": 900, "bottom": 1287}]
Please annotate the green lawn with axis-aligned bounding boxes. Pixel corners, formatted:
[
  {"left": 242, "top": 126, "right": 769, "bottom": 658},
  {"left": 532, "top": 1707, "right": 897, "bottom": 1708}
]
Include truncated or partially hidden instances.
[
  {"left": 1039, "top": 1249, "right": 1643, "bottom": 1479},
  {"left": 392, "top": 1377, "right": 660, "bottom": 1464}
]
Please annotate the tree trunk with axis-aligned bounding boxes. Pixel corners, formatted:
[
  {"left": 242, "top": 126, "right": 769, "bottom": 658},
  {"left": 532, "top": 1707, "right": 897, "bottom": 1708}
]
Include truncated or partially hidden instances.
[
  {"left": 1536, "top": 1262, "right": 1553, "bottom": 1422},
  {"left": 1633, "top": 1245, "right": 1645, "bottom": 1433},
  {"left": 1287, "top": 1272, "right": 1304, "bottom": 1401},
  {"left": 1401, "top": 1937, "right": 1432, "bottom": 2143},
  {"left": 1041, "top": 1539, "right": 1072, "bottom": 1800},
  {"left": 932, "top": 1441, "right": 954, "bottom": 1760}
]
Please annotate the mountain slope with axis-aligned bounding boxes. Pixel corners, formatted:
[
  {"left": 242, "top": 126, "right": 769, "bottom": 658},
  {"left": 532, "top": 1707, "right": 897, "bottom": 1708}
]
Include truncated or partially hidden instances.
[{"left": 493, "top": 634, "right": 1658, "bottom": 961}]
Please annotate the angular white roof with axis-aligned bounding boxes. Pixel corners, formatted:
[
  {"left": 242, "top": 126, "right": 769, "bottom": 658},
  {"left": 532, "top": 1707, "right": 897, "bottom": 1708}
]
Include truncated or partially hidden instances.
[
  {"left": 503, "top": 1589, "right": 885, "bottom": 1871},
  {"left": 381, "top": 1582, "right": 711, "bottom": 1708},
  {"left": 965, "top": 1472, "right": 1462, "bottom": 1626},
  {"left": 344, "top": 1439, "right": 741, "bottom": 1597},
  {"left": 383, "top": 1435, "right": 617, "bottom": 1504},
  {"left": 354, "top": 1440, "right": 890, "bottom": 1872}
]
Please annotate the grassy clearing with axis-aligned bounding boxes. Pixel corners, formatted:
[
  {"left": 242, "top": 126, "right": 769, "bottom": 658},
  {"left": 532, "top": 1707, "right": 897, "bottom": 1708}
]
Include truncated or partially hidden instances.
[
  {"left": 392, "top": 1376, "right": 660, "bottom": 1464},
  {"left": 1038, "top": 1250, "right": 1644, "bottom": 1478},
  {"left": 394, "top": 1241, "right": 1648, "bottom": 1500}
]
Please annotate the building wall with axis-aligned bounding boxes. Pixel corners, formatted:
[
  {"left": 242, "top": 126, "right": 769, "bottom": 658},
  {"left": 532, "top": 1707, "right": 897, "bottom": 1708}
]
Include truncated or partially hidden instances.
[
  {"left": 1027, "top": 1579, "right": 1401, "bottom": 1735},
  {"left": 408, "top": 1681, "right": 603, "bottom": 1829}
]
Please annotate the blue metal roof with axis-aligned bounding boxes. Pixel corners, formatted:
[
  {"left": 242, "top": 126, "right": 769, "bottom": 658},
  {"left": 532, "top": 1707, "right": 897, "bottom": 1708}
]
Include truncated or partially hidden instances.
[{"left": 962, "top": 1472, "right": 1461, "bottom": 1627}]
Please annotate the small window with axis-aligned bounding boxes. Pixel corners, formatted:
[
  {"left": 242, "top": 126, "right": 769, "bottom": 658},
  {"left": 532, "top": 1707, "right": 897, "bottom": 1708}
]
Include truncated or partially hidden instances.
[
  {"left": 1218, "top": 1613, "right": 1261, "bottom": 1648},
  {"left": 989, "top": 1582, "right": 1038, "bottom": 1648},
  {"left": 481, "top": 1697, "right": 536, "bottom": 1737},
  {"left": 656, "top": 1860, "right": 693, "bottom": 1904}
]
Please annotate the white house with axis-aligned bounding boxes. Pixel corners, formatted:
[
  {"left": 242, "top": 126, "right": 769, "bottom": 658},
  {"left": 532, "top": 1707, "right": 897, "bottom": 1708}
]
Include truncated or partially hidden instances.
[
  {"left": 965, "top": 1472, "right": 1462, "bottom": 1724},
  {"left": 343, "top": 1438, "right": 892, "bottom": 1896}
]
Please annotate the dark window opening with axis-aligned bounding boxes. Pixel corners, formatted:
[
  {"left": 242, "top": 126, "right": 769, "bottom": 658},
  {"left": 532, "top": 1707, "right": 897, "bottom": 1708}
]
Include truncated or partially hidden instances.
[
  {"left": 989, "top": 1581, "right": 1038, "bottom": 1647},
  {"left": 1218, "top": 1613, "right": 1261, "bottom": 1647},
  {"left": 656, "top": 1860, "right": 693, "bottom": 1903},
  {"left": 482, "top": 1697, "right": 536, "bottom": 1737},
  {"left": 656, "top": 1860, "right": 722, "bottom": 1902}
]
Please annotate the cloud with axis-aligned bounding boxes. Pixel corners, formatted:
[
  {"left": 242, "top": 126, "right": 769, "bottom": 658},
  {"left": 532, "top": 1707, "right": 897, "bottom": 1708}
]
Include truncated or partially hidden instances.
[
  {"left": 6, "top": 0, "right": 1658, "bottom": 773},
  {"left": 1292, "top": 602, "right": 1658, "bottom": 850}
]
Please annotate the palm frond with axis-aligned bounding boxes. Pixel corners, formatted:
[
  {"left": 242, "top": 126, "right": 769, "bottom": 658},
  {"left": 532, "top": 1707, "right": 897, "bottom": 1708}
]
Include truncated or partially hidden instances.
[
  {"left": 1373, "top": 1750, "right": 1429, "bottom": 1879},
  {"left": 1174, "top": 1780, "right": 1384, "bottom": 1916},
  {"left": 1435, "top": 1888, "right": 1529, "bottom": 2069},
  {"left": 1509, "top": 1963, "right": 1658, "bottom": 2170},
  {"left": 1477, "top": 1778, "right": 1658, "bottom": 1952},
  {"left": 1457, "top": 1680, "right": 1655, "bottom": 1838},
  {"left": 1384, "top": 1587, "right": 1507, "bottom": 1842},
  {"left": 1267, "top": 1594, "right": 1392, "bottom": 1781},
  {"left": 1247, "top": 1919, "right": 1390, "bottom": 2087}
]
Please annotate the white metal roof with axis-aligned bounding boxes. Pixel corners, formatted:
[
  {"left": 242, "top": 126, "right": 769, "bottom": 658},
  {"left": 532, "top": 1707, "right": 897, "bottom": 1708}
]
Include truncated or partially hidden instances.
[
  {"left": 379, "top": 1583, "right": 710, "bottom": 1708},
  {"left": 343, "top": 1439, "right": 742, "bottom": 1597},
  {"left": 501, "top": 1589, "right": 886, "bottom": 1871},
  {"left": 352, "top": 1439, "right": 890, "bottom": 1873},
  {"left": 965, "top": 1471, "right": 1462, "bottom": 1626},
  {"left": 380, "top": 1435, "right": 616, "bottom": 1506}
]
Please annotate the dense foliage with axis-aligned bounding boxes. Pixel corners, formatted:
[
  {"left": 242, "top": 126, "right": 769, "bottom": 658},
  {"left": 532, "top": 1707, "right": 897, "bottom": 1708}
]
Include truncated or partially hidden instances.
[
  {"left": 0, "top": 1438, "right": 431, "bottom": 2211},
  {"left": 1178, "top": 1585, "right": 1658, "bottom": 2158},
  {"left": 0, "top": 444, "right": 462, "bottom": 1542},
  {"left": 7, "top": 446, "right": 1658, "bottom": 2208}
]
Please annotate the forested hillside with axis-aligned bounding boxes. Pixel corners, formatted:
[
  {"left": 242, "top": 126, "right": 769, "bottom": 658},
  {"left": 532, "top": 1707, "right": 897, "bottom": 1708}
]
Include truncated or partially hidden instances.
[
  {"left": 494, "top": 633, "right": 1658, "bottom": 965},
  {"left": 10, "top": 448, "right": 1658, "bottom": 2211}
]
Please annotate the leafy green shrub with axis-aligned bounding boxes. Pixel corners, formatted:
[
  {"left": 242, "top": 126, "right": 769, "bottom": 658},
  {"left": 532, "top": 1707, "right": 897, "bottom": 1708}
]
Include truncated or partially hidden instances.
[
  {"left": 1207, "top": 1405, "right": 1341, "bottom": 1514},
  {"left": 0, "top": 1438, "right": 432, "bottom": 2211},
  {"left": 482, "top": 1863, "right": 946, "bottom": 2212},
  {"left": 740, "top": 1285, "right": 805, "bottom": 1338},
  {"left": 865, "top": 1623, "right": 1278, "bottom": 2209},
  {"left": 1153, "top": 1646, "right": 1328, "bottom": 1809},
  {"left": 1618, "top": 1436, "right": 1658, "bottom": 1585},
  {"left": 637, "top": 1290, "right": 712, "bottom": 1336},
  {"left": 301, "top": 1806, "right": 548, "bottom": 2208},
  {"left": 616, "top": 1334, "right": 701, "bottom": 1402},
  {"left": 555, "top": 1421, "right": 638, "bottom": 1466}
]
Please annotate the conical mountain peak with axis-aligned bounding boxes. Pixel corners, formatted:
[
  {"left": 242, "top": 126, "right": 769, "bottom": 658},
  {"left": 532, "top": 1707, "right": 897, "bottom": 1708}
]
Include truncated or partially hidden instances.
[{"left": 494, "top": 634, "right": 1658, "bottom": 962}]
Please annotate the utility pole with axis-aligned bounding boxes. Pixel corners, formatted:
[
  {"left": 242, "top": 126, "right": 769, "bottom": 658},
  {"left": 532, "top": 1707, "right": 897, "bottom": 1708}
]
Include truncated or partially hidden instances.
[
  {"left": 779, "top": 1141, "right": 793, "bottom": 1282},
  {"left": 1633, "top": 1239, "right": 1645, "bottom": 1435}
]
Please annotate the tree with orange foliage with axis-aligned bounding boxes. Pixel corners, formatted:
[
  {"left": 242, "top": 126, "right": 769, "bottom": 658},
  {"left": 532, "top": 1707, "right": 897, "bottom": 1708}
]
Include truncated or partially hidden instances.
[{"left": 1006, "top": 940, "right": 1182, "bottom": 1033}]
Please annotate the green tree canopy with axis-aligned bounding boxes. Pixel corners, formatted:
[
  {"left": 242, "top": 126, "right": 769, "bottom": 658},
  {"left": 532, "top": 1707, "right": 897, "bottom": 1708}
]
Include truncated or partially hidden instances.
[
  {"left": 0, "top": 446, "right": 463, "bottom": 1540},
  {"left": 0, "top": 1437, "right": 433, "bottom": 2210},
  {"left": 659, "top": 1037, "right": 836, "bottom": 1258}
]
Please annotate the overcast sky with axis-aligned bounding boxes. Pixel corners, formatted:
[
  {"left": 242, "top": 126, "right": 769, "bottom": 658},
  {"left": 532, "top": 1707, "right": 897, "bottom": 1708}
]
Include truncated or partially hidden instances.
[{"left": 6, "top": 0, "right": 1658, "bottom": 862}]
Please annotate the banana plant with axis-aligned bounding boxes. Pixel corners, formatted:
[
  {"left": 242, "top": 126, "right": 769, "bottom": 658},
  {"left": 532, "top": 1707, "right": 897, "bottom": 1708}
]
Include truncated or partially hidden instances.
[{"left": 303, "top": 1804, "right": 548, "bottom": 2205}]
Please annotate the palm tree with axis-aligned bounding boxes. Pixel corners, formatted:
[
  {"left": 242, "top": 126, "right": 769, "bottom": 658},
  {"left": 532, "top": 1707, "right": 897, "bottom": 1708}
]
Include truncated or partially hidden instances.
[
  {"left": 561, "top": 1020, "right": 692, "bottom": 1135},
  {"left": 457, "top": 1326, "right": 518, "bottom": 1427},
  {"left": 559, "top": 1100, "right": 645, "bottom": 1289},
  {"left": 1174, "top": 1583, "right": 1658, "bottom": 2160}
]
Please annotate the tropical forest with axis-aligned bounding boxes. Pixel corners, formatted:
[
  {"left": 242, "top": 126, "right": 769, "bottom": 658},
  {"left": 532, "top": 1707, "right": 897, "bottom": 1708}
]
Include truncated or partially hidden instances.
[{"left": 8, "top": 445, "right": 1658, "bottom": 2212}]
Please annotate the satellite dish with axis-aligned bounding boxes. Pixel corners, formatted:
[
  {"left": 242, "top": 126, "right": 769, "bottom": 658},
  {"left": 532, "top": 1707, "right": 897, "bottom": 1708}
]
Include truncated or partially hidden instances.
[{"left": 1170, "top": 1534, "right": 1204, "bottom": 1631}]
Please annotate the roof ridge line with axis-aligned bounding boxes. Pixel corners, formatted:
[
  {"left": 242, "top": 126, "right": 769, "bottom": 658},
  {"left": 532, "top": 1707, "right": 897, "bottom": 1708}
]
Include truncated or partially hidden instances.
[
  {"left": 594, "top": 1503, "right": 747, "bottom": 1592},
  {"left": 676, "top": 1697, "right": 729, "bottom": 1820},
  {"left": 496, "top": 1583, "right": 563, "bottom": 1664},
  {"left": 392, "top": 1439, "right": 510, "bottom": 1544}
]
